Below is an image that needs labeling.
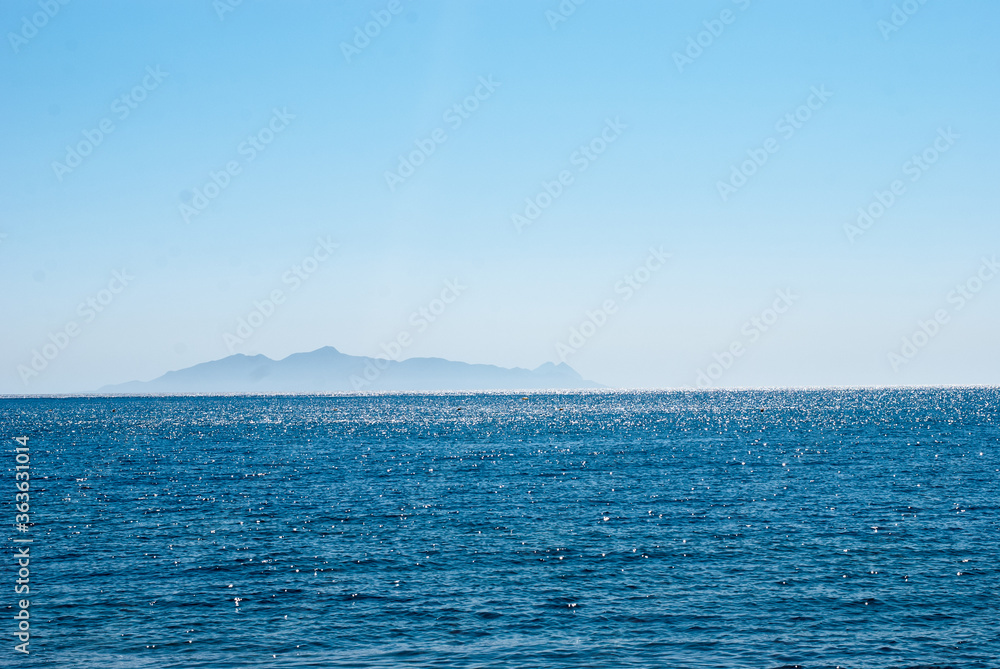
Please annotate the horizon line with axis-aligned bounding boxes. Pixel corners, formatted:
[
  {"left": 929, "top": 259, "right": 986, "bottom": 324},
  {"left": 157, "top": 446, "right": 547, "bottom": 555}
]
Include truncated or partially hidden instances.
[{"left": 3, "top": 383, "right": 999, "bottom": 400}]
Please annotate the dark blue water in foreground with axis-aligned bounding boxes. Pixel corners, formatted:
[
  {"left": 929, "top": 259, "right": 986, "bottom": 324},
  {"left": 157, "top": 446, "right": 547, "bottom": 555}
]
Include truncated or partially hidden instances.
[{"left": 2, "top": 389, "right": 999, "bottom": 668}]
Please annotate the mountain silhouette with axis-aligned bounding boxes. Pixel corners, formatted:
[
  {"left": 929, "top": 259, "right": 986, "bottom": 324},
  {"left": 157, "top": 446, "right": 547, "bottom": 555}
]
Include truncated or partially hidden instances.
[{"left": 99, "top": 346, "right": 602, "bottom": 393}]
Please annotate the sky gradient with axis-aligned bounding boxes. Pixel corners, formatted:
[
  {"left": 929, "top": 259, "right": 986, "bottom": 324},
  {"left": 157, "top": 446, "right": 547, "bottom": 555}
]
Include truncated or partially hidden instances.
[{"left": 2, "top": 0, "right": 999, "bottom": 393}]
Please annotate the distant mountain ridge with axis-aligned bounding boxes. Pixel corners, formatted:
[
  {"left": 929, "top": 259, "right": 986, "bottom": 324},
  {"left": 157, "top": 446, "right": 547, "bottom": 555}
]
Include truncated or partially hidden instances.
[{"left": 99, "top": 346, "right": 602, "bottom": 394}]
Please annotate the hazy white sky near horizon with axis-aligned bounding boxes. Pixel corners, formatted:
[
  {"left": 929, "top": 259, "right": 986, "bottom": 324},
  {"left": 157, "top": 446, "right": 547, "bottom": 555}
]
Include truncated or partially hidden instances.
[{"left": 2, "top": 0, "right": 999, "bottom": 394}]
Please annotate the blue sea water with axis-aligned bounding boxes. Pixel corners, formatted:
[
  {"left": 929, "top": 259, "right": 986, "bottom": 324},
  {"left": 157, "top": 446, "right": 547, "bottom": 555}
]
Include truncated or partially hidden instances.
[{"left": 2, "top": 388, "right": 999, "bottom": 668}]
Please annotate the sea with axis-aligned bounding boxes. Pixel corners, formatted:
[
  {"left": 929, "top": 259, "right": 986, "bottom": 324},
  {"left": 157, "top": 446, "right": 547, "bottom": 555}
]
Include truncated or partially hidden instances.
[{"left": 2, "top": 388, "right": 998, "bottom": 668}]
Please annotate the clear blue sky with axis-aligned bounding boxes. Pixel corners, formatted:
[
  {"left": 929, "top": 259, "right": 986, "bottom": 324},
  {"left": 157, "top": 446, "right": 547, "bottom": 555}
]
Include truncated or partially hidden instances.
[{"left": 2, "top": 0, "right": 998, "bottom": 393}]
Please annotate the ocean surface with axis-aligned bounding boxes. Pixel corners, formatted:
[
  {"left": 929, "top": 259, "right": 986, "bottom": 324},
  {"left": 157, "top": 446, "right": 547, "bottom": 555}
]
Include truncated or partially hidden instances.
[{"left": 2, "top": 389, "right": 999, "bottom": 668}]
